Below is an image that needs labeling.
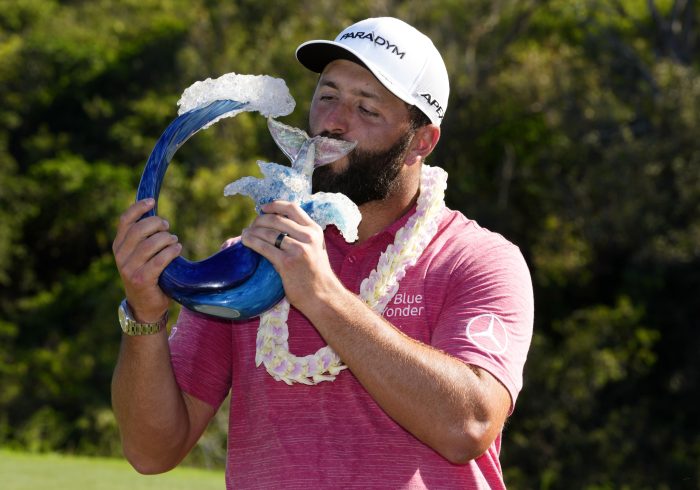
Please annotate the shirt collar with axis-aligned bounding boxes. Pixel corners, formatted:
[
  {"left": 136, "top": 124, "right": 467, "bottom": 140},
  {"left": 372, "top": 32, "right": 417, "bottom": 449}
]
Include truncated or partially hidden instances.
[{"left": 325, "top": 202, "right": 418, "bottom": 253}]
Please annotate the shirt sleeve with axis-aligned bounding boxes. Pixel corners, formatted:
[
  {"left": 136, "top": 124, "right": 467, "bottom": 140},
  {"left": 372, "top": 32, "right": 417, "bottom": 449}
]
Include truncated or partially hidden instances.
[
  {"left": 168, "top": 307, "right": 233, "bottom": 409},
  {"left": 430, "top": 236, "right": 534, "bottom": 410}
]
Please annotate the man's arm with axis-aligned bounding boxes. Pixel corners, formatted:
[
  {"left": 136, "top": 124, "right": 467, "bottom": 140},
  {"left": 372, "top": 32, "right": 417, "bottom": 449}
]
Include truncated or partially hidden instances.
[
  {"left": 111, "top": 199, "right": 215, "bottom": 473},
  {"left": 111, "top": 332, "right": 217, "bottom": 473},
  {"left": 304, "top": 284, "right": 510, "bottom": 464},
  {"left": 242, "top": 201, "right": 511, "bottom": 464}
]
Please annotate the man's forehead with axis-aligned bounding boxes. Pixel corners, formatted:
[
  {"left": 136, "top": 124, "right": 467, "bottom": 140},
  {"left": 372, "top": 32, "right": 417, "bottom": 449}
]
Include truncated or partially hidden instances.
[
  {"left": 317, "top": 60, "right": 399, "bottom": 103},
  {"left": 318, "top": 79, "right": 381, "bottom": 102}
]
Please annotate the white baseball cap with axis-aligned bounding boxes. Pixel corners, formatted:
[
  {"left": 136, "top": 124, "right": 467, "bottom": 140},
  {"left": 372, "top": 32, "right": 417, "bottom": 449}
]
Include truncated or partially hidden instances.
[{"left": 296, "top": 17, "right": 449, "bottom": 126}]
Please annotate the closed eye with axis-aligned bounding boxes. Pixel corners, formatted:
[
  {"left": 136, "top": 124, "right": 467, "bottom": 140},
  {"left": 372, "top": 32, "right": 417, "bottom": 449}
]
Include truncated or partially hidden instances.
[{"left": 359, "top": 106, "right": 379, "bottom": 117}]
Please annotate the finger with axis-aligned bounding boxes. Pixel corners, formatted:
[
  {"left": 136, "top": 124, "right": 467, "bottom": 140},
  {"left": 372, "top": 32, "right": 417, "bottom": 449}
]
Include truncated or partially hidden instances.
[
  {"left": 260, "top": 201, "right": 315, "bottom": 227},
  {"left": 246, "top": 212, "right": 311, "bottom": 250},
  {"left": 253, "top": 210, "right": 321, "bottom": 245},
  {"left": 130, "top": 242, "right": 183, "bottom": 289},
  {"left": 220, "top": 237, "right": 240, "bottom": 250},
  {"left": 118, "top": 231, "right": 178, "bottom": 278},
  {"left": 273, "top": 231, "right": 289, "bottom": 250},
  {"left": 251, "top": 214, "right": 303, "bottom": 241},
  {"left": 137, "top": 231, "right": 180, "bottom": 266},
  {"left": 113, "top": 199, "right": 155, "bottom": 250},
  {"left": 241, "top": 227, "right": 289, "bottom": 261},
  {"left": 254, "top": 229, "right": 291, "bottom": 251},
  {"left": 114, "top": 215, "right": 171, "bottom": 262}
]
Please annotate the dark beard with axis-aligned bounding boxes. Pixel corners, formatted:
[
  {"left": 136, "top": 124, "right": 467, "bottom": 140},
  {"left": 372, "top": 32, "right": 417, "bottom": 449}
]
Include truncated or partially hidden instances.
[{"left": 311, "top": 131, "right": 413, "bottom": 206}]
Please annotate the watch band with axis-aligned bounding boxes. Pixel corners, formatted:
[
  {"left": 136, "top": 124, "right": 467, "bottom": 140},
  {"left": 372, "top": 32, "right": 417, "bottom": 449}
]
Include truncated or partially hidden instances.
[{"left": 118, "top": 299, "right": 168, "bottom": 336}]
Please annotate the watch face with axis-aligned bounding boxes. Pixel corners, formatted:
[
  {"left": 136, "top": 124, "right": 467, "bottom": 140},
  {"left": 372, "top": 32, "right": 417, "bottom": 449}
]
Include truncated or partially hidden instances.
[{"left": 118, "top": 302, "right": 128, "bottom": 331}]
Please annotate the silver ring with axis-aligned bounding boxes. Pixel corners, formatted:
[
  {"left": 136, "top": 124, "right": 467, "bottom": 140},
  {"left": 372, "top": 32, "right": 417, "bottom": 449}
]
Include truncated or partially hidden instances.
[{"left": 274, "top": 232, "right": 288, "bottom": 249}]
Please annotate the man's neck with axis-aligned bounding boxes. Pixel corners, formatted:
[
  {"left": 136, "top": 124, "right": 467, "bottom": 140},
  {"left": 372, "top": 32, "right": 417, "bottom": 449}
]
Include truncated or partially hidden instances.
[{"left": 356, "top": 185, "right": 420, "bottom": 243}]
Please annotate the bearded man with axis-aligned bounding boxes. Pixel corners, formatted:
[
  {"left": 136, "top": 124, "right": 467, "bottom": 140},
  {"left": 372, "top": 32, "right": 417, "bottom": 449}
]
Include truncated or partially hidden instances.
[{"left": 111, "top": 17, "right": 534, "bottom": 489}]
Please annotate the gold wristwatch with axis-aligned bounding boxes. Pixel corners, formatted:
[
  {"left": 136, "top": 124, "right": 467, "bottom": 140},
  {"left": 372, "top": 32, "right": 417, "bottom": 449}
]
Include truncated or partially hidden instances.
[{"left": 118, "top": 299, "right": 168, "bottom": 336}]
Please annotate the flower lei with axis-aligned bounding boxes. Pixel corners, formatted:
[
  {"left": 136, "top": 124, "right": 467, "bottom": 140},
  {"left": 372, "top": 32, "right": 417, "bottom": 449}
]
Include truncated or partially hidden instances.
[{"left": 255, "top": 165, "right": 448, "bottom": 385}]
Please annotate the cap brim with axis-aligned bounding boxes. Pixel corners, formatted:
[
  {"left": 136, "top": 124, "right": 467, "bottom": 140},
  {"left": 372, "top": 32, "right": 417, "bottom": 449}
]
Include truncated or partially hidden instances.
[
  {"left": 296, "top": 40, "right": 363, "bottom": 73},
  {"left": 295, "top": 40, "right": 414, "bottom": 106}
]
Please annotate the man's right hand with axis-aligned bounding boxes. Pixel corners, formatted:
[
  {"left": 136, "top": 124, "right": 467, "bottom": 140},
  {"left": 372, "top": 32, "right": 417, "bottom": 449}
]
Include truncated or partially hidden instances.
[{"left": 112, "top": 198, "right": 181, "bottom": 322}]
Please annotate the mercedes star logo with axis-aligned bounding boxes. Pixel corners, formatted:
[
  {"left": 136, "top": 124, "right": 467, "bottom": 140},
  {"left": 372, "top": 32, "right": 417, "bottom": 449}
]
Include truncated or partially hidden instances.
[{"left": 466, "top": 314, "right": 509, "bottom": 354}]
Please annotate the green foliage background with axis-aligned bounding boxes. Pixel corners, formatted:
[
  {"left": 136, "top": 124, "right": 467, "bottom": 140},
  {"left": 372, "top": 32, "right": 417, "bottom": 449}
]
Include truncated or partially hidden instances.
[{"left": 0, "top": 0, "right": 698, "bottom": 488}]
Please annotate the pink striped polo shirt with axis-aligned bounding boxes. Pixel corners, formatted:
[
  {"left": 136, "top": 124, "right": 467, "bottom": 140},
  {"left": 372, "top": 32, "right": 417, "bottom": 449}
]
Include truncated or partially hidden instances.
[{"left": 169, "top": 205, "right": 534, "bottom": 489}]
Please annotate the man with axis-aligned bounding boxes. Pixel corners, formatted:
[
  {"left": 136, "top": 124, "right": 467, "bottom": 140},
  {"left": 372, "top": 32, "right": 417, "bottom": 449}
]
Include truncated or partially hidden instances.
[{"left": 111, "top": 17, "right": 534, "bottom": 489}]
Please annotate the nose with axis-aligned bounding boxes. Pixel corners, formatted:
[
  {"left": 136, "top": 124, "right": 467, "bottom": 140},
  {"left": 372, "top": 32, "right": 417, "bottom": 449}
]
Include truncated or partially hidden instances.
[{"left": 315, "top": 101, "right": 351, "bottom": 137}]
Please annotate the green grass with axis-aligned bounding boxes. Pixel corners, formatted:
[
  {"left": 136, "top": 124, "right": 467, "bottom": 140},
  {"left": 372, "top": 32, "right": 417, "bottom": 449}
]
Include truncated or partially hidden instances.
[{"left": 0, "top": 449, "right": 224, "bottom": 489}]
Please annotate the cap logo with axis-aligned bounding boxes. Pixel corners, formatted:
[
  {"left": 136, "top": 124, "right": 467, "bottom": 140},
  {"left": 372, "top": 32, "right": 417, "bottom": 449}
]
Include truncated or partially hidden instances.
[
  {"left": 339, "top": 31, "right": 406, "bottom": 59},
  {"left": 419, "top": 92, "right": 444, "bottom": 119}
]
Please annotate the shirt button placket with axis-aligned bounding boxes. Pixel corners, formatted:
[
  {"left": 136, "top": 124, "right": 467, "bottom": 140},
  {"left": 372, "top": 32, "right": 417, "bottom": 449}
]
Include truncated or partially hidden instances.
[{"left": 338, "top": 254, "right": 357, "bottom": 287}]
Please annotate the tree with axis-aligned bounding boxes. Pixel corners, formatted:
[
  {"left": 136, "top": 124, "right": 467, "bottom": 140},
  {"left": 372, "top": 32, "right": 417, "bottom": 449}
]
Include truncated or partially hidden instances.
[{"left": 0, "top": 1, "right": 698, "bottom": 487}]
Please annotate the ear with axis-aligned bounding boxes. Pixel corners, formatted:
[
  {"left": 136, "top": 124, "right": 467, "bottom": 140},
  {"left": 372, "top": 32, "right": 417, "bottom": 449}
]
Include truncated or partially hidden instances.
[{"left": 405, "top": 124, "right": 441, "bottom": 166}]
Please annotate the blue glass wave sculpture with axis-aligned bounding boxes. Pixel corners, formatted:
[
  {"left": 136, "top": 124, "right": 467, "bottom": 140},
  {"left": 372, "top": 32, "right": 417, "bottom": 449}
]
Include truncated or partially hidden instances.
[{"left": 136, "top": 99, "right": 360, "bottom": 320}]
